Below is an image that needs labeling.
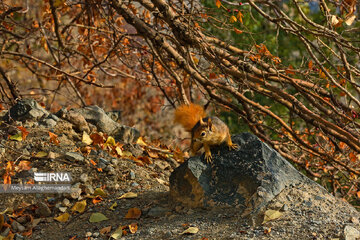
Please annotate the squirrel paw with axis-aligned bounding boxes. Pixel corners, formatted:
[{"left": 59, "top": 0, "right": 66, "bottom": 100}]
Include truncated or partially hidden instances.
[
  {"left": 229, "top": 143, "right": 239, "bottom": 151},
  {"left": 205, "top": 154, "right": 212, "bottom": 164}
]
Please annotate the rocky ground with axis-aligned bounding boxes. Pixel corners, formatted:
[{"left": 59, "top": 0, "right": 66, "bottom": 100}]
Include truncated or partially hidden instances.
[{"left": 0, "top": 99, "right": 360, "bottom": 240}]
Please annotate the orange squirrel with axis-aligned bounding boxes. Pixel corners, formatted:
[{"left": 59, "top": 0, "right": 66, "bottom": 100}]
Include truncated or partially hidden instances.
[{"left": 174, "top": 103, "right": 238, "bottom": 163}]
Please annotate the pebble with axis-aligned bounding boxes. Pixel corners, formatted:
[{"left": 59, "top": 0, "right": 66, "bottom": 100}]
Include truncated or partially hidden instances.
[
  {"left": 62, "top": 198, "right": 71, "bottom": 207},
  {"left": 14, "top": 233, "right": 24, "bottom": 240},
  {"left": 85, "top": 232, "right": 92, "bottom": 237},
  {"left": 147, "top": 206, "right": 170, "bottom": 218},
  {"left": 11, "top": 220, "right": 25, "bottom": 232},
  {"left": 130, "top": 182, "right": 139, "bottom": 187},
  {"left": 35, "top": 202, "right": 52, "bottom": 217},
  {"left": 344, "top": 225, "right": 360, "bottom": 240},
  {"left": 65, "top": 152, "right": 85, "bottom": 162},
  {"left": 129, "top": 171, "right": 136, "bottom": 180},
  {"left": 99, "top": 157, "right": 109, "bottom": 165},
  {"left": 80, "top": 173, "right": 88, "bottom": 183}
]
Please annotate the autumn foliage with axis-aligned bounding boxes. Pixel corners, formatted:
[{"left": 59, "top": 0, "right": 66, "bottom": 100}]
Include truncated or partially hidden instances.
[{"left": 0, "top": 0, "right": 360, "bottom": 204}]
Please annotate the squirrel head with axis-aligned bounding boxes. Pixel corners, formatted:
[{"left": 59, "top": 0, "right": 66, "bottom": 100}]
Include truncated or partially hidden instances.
[{"left": 193, "top": 117, "right": 213, "bottom": 141}]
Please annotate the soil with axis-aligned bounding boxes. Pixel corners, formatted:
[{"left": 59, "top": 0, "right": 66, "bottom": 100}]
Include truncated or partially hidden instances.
[{"left": 0, "top": 116, "right": 360, "bottom": 240}]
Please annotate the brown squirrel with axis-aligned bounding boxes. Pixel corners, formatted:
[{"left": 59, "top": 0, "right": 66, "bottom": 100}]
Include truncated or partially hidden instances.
[{"left": 174, "top": 103, "right": 238, "bottom": 163}]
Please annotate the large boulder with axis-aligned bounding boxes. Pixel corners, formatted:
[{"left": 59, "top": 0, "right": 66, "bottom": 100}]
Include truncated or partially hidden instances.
[
  {"left": 8, "top": 98, "right": 50, "bottom": 121},
  {"left": 170, "top": 132, "right": 315, "bottom": 214}
]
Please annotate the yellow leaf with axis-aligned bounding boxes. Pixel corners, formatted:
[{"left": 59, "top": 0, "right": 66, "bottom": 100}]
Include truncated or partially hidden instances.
[
  {"left": 122, "top": 151, "right": 133, "bottom": 157},
  {"left": 104, "top": 136, "right": 116, "bottom": 147},
  {"left": 82, "top": 131, "right": 93, "bottom": 145},
  {"left": 35, "top": 151, "right": 48, "bottom": 158},
  {"left": 89, "top": 212, "right": 108, "bottom": 223},
  {"left": 54, "top": 213, "right": 70, "bottom": 222},
  {"left": 53, "top": 0, "right": 65, "bottom": 7},
  {"left": 215, "top": 0, "right": 221, "bottom": 8},
  {"left": 230, "top": 15, "right": 237, "bottom": 23},
  {"left": 115, "top": 146, "right": 123, "bottom": 156},
  {"left": 345, "top": 14, "right": 356, "bottom": 26},
  {"left": 9, "top": 133, "right": 22, "bottom": 142},
  {"left": 71, "top": 200, "right": 87, "bottom": 213},
  {"left": 129, "top": 223, "right": 138, "bottom": 234},
  {"left": 181, "top": 227, "right": 199, "bottom": 234},
  {"left": 136, "top": 137, "right": 147, "bottom": 146},
  {"left": 109, "top": 202, "right": 118, "bottom": 210},
  {"left": 262, "top": 209, "right": 282, "bottom": 224},
  {"left": 110, "top": 226, "right": 123, "bottom": 239},
  {"left": 118, "top": 192, "right": 138, "bottom": 199},
  {"left": 94, "top": 188, "right": 107, "bottom": 197}
]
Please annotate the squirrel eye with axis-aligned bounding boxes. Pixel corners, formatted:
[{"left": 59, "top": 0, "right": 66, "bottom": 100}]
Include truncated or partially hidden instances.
[{"left": 200, "top": 131, "right": 206, "bottom": 137}]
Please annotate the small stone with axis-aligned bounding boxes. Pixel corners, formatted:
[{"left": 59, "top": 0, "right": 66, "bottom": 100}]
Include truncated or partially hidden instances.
[
  {"left": 129, "top": 171, "right": 136, "bottom": 180},
  {"left": 351, "top": 217, "right": 359, "bottom": 225},
  {"left": 47, "top": 151, "right": 57, "bottom": 160},
  {"left": 80, "top": 173, "right": 88, "bottom": 183},
  {"left": 97, "top": 161, "right": 106, "bottom": 170},
  {"left": 344, "top": 225, "right": 360, "bottom": 240},
  {"left": 105, "top": 165, "right": 116, "bottom": 175},
  {"left": 62, "top": 198, "right": 71, "bottom": 207},
  {"left": 11, "top": 220, "right": 25, "bottom": 232},
  {"left": 65, "top": 152, "right": 85, "bottom": 162},
  {"left": 83, "top": 183, "right": 94, "bottom": 195},
  {"left": 281, "top": 204, "right": 288, "bottom": 211},
  {"left": 42, "top": 118, "right": 57, "bottom": 128},
  {"left": 1, "top": 227, "right": 10, "bottom": 236},
  {"left": 14, "top": 233, "right": 24, "bottom": 240},
  {"left": 99, "top": 157, "right": 109, "bottom": 165},
  {"left": 35, "top": 202, "right": 52, "bottom": 217},
  {"left": 130, "top": 182, "right": 139, "bottom": 187},
  {"left": 147, "top": 206, "right": 170, "bottom": 218},
  {"left": 59, "top": 207, "right": 67, "bottom": 213},
  {"left": 123, "top": 143, "right": 143, "bottom": 157},
  {"left": 92, "top": 232, "right": 100, "bottom": 237},
  {"left": 111, "top": 158, "right": 119, "bottom": 165},
  {"left": 85, "top": 232, "right": 92, "bottom": 237}
]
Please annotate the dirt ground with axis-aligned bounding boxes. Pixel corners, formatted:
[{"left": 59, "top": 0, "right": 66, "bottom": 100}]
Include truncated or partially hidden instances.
[{"left": 1, "top": 117, "right": 360, "bottom": 240}]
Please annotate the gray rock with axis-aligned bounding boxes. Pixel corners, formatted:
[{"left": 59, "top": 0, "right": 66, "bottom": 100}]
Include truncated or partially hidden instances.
[
  {"left": 72, "top": 105, "right": 139, "bottom": 143},
  {"left": 80, "top": 173, "right": 88, "bottom": 183},
  {"left": 48, "top": 113, "right": 60, "bottom": 121},
  {"left": 8, "top": 98, "right": 49, "bottom": 121},
  {"left": 99, "top": 157, "right": 110, "bottom": 165},
  {"left": 1, "top": 227, "right": 10, "bottom": 236},
  {"left": 130, "top": 182, "right": 139, "bottom": 187},
  {"left": 170, "top": 133, "right": 315, "bottom": 213},
  {"left": 129, "top": 170, "right": 136, "bottom": 180},
  {"left": 106, "top": 110, "right": 122, "bottom": 122},
  {"left": 147, "top": 206, "right": 170, "bottom": 218},
  {"left": 11, "top": 221, "right": 25, "bottom": 232},
  {"left": 41, "top": 118, "right": 57, "bottom": 128},
  {"left": 65, "top": 152, "right": 85, "bottom": 162},
  {"left": 14, "top": 233, "right": 24, "bottom": 240},
  {"left": 62, "top": 198, "right": 71, "bottom": 207},
  {"left": 35, "top": 202, "right": 52, "bottom": 217},
  {"left": 344, "top": 225, "right": 360, "bottom": 240}
]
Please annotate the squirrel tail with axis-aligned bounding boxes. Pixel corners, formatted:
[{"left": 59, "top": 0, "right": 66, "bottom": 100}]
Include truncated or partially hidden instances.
[{"left": 174, "top": 103, "right": 206, "bottom": 132}]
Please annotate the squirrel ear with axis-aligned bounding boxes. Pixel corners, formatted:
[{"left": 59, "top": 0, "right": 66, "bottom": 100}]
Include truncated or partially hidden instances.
[
  {"left": 207, "top": 118, "right": 212, "bottom": 131},
  {"left": 199, "top": 118, "right": 204, "bottom": 125}
]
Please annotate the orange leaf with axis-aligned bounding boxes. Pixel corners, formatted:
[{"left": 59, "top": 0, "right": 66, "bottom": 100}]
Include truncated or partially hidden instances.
[
  {"left": 236, "top": 11, "right": 243, "bottom": 24},
  {"left": 233, "top": 27, "right": 243, "bottom": 34},
  {"left": 17, "top": 161, "right": 31, "bottom": 171},
  {"left": 349, "top": 152, "right": 357, "bottom": 162},
  {"left": 215, "top": 0, "right": 221, "bottom": 8},
  {"left": 90, "top": 133, "right": 105, "bottom": 145},
  {"left": 90, "top": 159, "right": 97, "bottom": 166},
  {"left": 129, "top": 223, "right": 138, "bottom": 234},
  {"left": 229, "top": 15, "right": 237, "bottom": 23},
  {"left": 285, "top": 65, "right": 295, "bottom": 75},
  {"left": 357, "top": 191, "right": 360, "bottom": 198},
  {"left": 17, "top": 126, "right": 29, "bottom": 140},
  {"left": 124, "top": 208, "right": 141, "bottom": 219},
  {"left": 209, "top": 72, "right": 217, "bottom": 79},
  {"left": 92, "top": 196, "right": 103, "bottom": 205},
  {"left": 49, "top": 132, "right": 60, "bottom": 145},
  {"left": 308, "top": 60, "right": 313, "bottom": 69},
  {"left": 4, "top": 173, "right": 11, "bottom": 184}
]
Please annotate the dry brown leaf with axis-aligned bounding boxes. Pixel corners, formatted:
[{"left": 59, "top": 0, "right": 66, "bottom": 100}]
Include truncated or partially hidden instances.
[
  {"left": 99, "top": 226, "right": 112, "bottom": 234},
  {"left": 124, "top": 207, "right": 141, "bottom": 219},
  {"left": 181, "top": 227, "right": 199, "bottom": 234}
]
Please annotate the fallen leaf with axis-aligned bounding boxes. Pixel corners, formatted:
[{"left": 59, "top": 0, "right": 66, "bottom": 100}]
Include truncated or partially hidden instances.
[
  {"left": 94, "top": 188, "right": 107, "bottom": 197},
  {"left": 17, "top": 126, "right": 29, "bottom": 140},
  {"left": 110, "top": 226, "right": 123, "bottom": 239},
  {"left": 9, "top": 133, "right": 22, "bottom": 141},
  {"left": 109, "top": 202, "right": 118, "bottom": 210},
  {"left": 263, "top": 209, "right": 282, "bottom": 224},
  {"left": 100, "top": 226, "right": 112, "bottom": 235},
  {"left": 92, "top": 196, "right": 103, "bottom": 204},
  {"left": 345, "top": 14, "right": 356, "bottom": 26},
  {"left": 35, "top": 151, "right": 48, "bottom": 158},
  {"left": 54, "top": 213, "right": 70, "bottom": 222},
  {"left": 104, "top": 136, "right": 116, "bottom": 147},
  {"left": 115, "top": 146, "right": 123, "bottom": 156},
  {"left": 89, "top": 212, "right": 108, "bottom": 223},
  {"left": 181, "top": 227, "right": 199, "bottom": 234},
  {"left": 82, "top": 131, "right": 93, "bottom": 145},
  {"left": 49, "top": 132, "right": 60, "bottom": 145},
  {"left": 0, "top": 214, "right": 4, "bottom": 229},
  {"left": 215, "top": 0, "right": 221, "bottom": 8},
  {"left": 71, "top": 200, "right": 87, "bottom": 213},
  {"left": 229, "top": 15, "right": 237, "bottom": 23},
  {"left": 136, "top": 137, "right": 147, "bottom": 146},
  {"left": 17, "top": 161, "right": 31, "bottom": 171},
  {"left": 118, "top": 192, "right": 138, "bottom": 199},
  {"left": 129, "top": 223, "right": 138, "bottom": 234},
  {"left": 124, "top": 208, "right": 141, "bottom": 219}
]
